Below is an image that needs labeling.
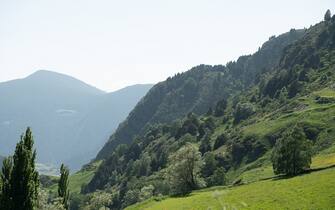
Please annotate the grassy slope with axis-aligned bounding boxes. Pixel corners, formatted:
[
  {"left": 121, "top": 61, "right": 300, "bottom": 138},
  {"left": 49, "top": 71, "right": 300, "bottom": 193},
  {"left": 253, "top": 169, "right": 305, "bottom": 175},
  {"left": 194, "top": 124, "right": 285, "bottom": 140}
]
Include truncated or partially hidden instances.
[
  {"left": 127, "top": 88, "right": 335, "bottom": 210},
  {"left": 47, "top": 161, "right": 101, "bottom": 194},
  {"left": 127, "top": 154, "right": 335, "bottom": 210}
]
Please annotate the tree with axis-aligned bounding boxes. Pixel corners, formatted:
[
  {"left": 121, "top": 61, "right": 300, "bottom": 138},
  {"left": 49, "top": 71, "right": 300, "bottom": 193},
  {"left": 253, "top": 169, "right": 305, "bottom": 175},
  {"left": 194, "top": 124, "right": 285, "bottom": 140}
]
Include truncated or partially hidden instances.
[
  {"left": 166, "top": 143, "right": 203, "bottom": 195},
  {"left": 201, "top": 152, "right": 217, "bottom": 177},
  {"left": 208, "top": 167, "right": 226, "bottom": 186},
  {"left": 58, "top": 164, "right": 70, "bottom": 210},
  {"left": 122, "top": 189, "right": 140, "bottom": 207},
  {"left": 139, "top": 185, "right": 154, "bottom": 201},
  {"left": 214, "top": 99, "right": 227, "bottom": 117},
  {"left": 271, "top": 125, "right": 312, "bottom": 176},
  {"left": 0, "top": 157, "right": 13, "bottom": 210},
  {"left": 199, "top": 134, "right": 212, "bottom": 155},
  {"left": 278, "top": 87, "right": 288, "bottom": 104},
  {"left": 38, "top": 189, "right": 66, "bottom": 210},
  {"left": 213, "top": 133, "right": 228, "bottom": 150},
  {"left": 233, "top": 102, "right": 255, "bottom": 124},
  {"left": 81, "top": 191, "right": 113, "bottom": 210},
  {"left": 11, "top": 127, "right": 39, "bottom": 210},
  {"left": 324, "top": 9, "right": 331, "bottom": 21}
]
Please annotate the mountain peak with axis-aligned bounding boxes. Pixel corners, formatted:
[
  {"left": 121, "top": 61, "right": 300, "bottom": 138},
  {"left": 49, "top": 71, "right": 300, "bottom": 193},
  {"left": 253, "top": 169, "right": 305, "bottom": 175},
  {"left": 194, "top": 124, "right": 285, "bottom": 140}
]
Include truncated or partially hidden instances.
[
  {"left": 25, "top": 70, "right": 105, "bottom": 95},
  {"left": 28, "top": 70, "right": 78, "bottom": 80}
]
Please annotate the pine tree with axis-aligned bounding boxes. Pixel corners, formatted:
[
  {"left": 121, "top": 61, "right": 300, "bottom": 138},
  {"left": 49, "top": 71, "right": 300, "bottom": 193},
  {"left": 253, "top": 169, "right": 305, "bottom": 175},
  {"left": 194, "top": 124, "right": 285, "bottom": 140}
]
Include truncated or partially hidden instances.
[
  {"left": 58, "top": 164, "right": 70, "bottom": 210},
  {"left": 11, "top": 127, "right": 39, "bottom": 210},
  {"left": 324, "top": 9, "right": 331, "bottom": 22},
  {"left": 0, "top": 157, "right": 13, "bottom": 210}
]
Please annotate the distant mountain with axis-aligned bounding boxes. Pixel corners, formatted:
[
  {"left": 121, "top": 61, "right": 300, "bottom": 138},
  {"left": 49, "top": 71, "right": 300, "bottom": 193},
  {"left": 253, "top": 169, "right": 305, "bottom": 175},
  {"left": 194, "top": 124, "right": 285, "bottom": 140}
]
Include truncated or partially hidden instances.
[{"left": 0, "top": 70, "right": 152, "bottom": 169}]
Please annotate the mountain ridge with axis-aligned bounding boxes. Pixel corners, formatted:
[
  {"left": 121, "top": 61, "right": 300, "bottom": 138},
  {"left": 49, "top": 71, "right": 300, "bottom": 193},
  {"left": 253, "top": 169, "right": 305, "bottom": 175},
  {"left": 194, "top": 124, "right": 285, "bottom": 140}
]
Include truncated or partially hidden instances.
[{"left": 0, "top": 71, "right": 153, "bottom": 169}]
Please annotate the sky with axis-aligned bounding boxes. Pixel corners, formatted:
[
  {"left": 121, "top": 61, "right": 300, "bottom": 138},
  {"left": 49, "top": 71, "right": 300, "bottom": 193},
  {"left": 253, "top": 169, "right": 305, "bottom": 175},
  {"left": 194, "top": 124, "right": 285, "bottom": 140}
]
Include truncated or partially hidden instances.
[{"left": 0, "top": 0, "right": 334, "bottom": 92}]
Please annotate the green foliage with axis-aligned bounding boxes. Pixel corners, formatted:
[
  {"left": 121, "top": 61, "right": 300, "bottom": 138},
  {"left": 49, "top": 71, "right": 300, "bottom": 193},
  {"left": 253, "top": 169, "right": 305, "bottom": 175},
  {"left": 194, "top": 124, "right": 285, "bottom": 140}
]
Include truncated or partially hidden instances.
[
  {"left": 58, "top": 164, "right": 70, "bottom": 209},
  {"left": 81, "top": 191, "right": 114, "bottom": 210},
  {"left": 0, "top": 157, "right": 13, "bottom": 210},
  {"left": 11, "top": 127, "right": 39, "bottom": 210},
  {"left": 123, "top": 189, "right": 140, "bottom": 207},
  {"left": 272, "top": 125, "right": 312, "bottom": 175},
  {"left": 166, "top": 143, "right": 203, "bottom": 195},
  {"left": 233, "top": 102, "right": 255, "bottom": 124},
  {"left": 139, "top": 185, "right": 155, "bottom": 202},
  {"left": 202, "top": 153, "right": 217, "bottom": 178},
  {"left": 38, "top": 189, "right": 66, "bottom": 210},
  {"left": 213, "top": 133, "right": 227, "bottom": 150},
  {"left": 214, "top": 99, "right": 227, "bottom": 117},
  {"left": 207, "top": 167, "right": 226, "bottom": 187},
  {"left": 199, "top": 134, "right": 212, "bottom": 155}
]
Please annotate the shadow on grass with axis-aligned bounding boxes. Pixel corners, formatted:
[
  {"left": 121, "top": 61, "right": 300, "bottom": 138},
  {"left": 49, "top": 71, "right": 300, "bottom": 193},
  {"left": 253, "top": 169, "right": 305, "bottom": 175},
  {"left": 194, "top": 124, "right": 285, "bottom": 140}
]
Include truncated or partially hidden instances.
[{"left": 267, "top": 164, "right": 335, "bottom": 181}]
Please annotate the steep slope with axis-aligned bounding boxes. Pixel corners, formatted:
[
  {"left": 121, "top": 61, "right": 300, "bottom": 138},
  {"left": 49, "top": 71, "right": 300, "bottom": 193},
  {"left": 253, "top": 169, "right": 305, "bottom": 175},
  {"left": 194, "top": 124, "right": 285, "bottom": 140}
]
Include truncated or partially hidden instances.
[
  {"left": 0, "top": 71, "right": 152, "bottom": 169},
  {"left": 97, "top": 29, "right": 305, "bottom": 159},
  {"left": 82, "top": 15, "right": 335, "bottom": 209},
  {"left": 127, "top": 167, "right": 335, "bottom": 210}
]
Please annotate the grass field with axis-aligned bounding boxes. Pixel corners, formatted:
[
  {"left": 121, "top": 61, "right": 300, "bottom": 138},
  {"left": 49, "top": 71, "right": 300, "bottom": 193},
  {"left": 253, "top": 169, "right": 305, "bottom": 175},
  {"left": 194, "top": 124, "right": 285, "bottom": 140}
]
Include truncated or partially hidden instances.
[{"left": 127, "top": 167, "right": 335, "bottom": 210}]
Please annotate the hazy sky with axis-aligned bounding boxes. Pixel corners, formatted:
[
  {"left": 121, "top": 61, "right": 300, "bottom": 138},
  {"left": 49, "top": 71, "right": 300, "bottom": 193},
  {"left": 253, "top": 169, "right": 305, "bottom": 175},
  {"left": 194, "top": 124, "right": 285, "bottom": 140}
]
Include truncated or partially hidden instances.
[{"left": 1, "top": 0, "right": 334, "bottom": 91}]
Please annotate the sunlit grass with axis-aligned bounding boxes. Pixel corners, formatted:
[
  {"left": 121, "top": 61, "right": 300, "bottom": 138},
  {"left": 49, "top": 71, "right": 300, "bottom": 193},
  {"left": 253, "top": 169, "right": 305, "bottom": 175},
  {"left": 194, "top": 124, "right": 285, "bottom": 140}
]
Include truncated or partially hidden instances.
[{"left": 127, "top": 167, "right": 335, "bottom": 210}]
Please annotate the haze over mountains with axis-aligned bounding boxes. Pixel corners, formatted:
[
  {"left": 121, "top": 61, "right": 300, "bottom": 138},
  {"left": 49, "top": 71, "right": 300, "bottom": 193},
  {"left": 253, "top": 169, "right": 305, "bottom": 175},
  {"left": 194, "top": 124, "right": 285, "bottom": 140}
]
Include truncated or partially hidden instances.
[{"left": 0, "top": 70, "right": 152, "bottom": 169}]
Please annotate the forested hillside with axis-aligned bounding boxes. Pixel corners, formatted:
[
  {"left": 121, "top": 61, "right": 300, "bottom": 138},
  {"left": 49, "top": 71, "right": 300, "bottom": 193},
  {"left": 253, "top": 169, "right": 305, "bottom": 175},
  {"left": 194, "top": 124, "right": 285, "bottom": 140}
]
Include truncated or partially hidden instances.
[
  {"left": 97, "top": 29, "right": 305, "bottom": 159},
  {"left": 76, "top": 13, "right": 335, "bottom": 209}
]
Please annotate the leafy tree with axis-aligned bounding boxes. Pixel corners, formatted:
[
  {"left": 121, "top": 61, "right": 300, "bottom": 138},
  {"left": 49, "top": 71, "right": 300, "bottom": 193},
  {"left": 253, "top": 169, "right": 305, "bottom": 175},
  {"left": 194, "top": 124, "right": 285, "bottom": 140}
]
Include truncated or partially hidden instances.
[
  {"left": 58, "top": 164, "right": 70, "bottom": 209},
  {"left": 122, "top": 189, "right": 140, "bottom": 207},
  {"left": 139, "top": 185, "right": 154, "bottom": 201},
  {"left": 166, "top": 143, "right": 203, "bottom": 195},
  {"left": 208, "top": 167, "right": 226, "bottom": 186},
  {"left": 176, "top": 113, "right": 200, "bottom": 138},
  {"left": 38, "top": 189, "right": 66, "bottom": 210},
  {"left": 81, "top": 191, "right": 113, "bottom": 210},
  {"left": 271, "top": 125, "right": 312, "bottom": 176},
  {"left": 324, "top": 9, "right": 331, "bottom": 21},
  {"left": 0, "top": 157, "right": 13, "bottom": 210},
  {"left": 11, "top": 127, "right": 39, "bottom": 210}
]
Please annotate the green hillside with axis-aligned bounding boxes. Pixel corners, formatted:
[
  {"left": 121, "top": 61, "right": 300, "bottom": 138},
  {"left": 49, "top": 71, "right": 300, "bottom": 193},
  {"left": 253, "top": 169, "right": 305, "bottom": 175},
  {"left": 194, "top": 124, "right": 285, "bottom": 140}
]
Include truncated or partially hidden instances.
[
  {"left": 74, "top": 12, "right": 335, "bottom": 209},
  {"left": 127, "top": 167, "right": 335, "bottom": 210},
  {"left": 128, "top": 149, "right": 335, "bottom": 209},
  {"left": 96, "top": 29, "right": 305, "bottom": 160}
]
